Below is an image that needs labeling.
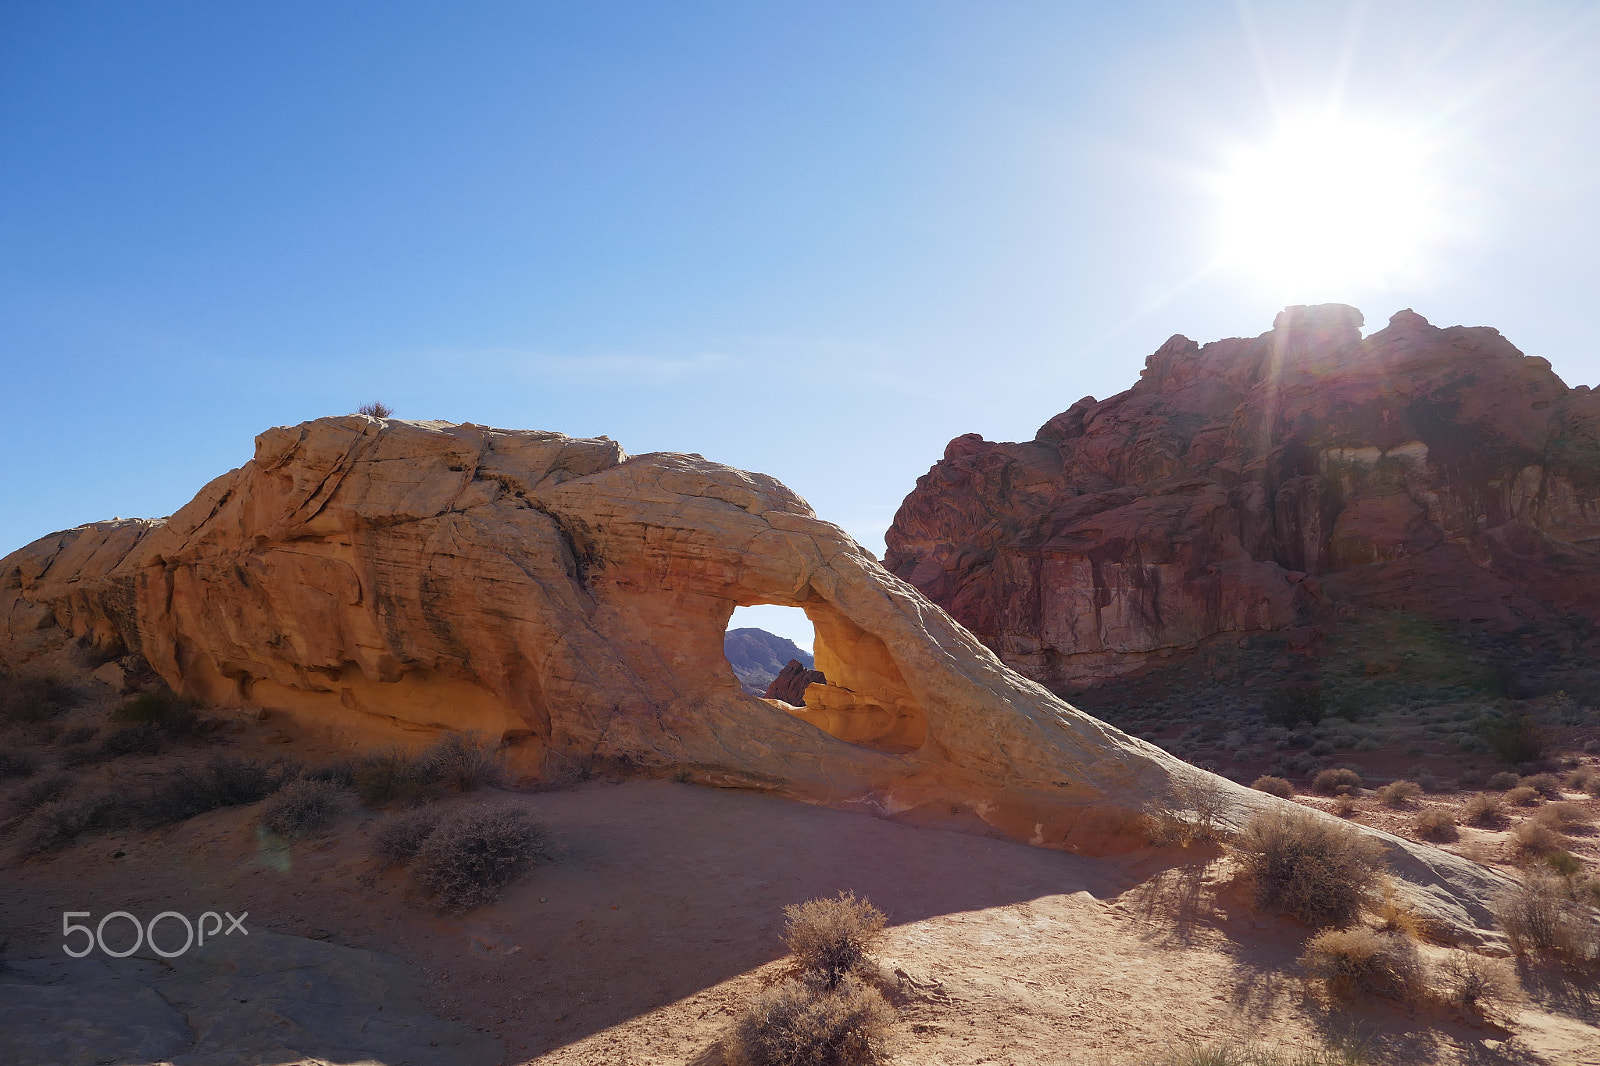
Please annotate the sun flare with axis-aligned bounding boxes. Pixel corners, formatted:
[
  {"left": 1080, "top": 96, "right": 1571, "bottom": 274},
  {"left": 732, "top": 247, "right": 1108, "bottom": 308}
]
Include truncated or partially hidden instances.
[{"left": 1215, "top": 115, "right": 1439, "bottom": 295}]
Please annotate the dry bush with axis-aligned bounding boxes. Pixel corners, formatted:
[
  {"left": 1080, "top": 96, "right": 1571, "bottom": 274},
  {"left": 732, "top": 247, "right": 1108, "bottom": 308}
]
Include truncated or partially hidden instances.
[
  {"left": 1486, "top": 771, "right": 1521, "bottom": 790},
  {"left": 1439, "top": 953, "right": 1522, "bottom": 1016},
  {"left": 1534, "top": 801, "right": 1592, "bottom": 830},
  {"left": 1142, "top": 1039, "right": 1372, "bottom": 1066},
  {"left": 1148, "top": 777, "right": 1234, "bottom": 845},
  {"left": 357, "top": 401, "right": 394, "bottom": 418},
  {"left": 1567, "top": 766, "right": 1600, "bottom": 794},
  {"left": 1251, "top": 775, "right": 1294, "bottom": 798},
  {"left": 1235, "top": 809, "right": 1386, "bottom": 927},
  {"left": 0, "top": 676, "right": 77, "bottom": 724},
  {"left": 352, "top": 747, "right": 440, "bottom": 807},
  {"left": 1492, "top": 875, "right": 1600, "bottom": 963},
  {"left": 260, "top": 778, "right": 342, "bottom": 838},
  {"left": 1312, "top": 768, "right": 1362, "bottom": 795},
  {"left": 422, "top": 730, "right": 505, "bottom": 792},
  {"left": 21, "top": 791, "right": 126, "bottom": 854},
  {"left": 1374, "top": 892, "right": 1424, "bottom": 939},
  {"left": 1459, "top": 792, "right": 1505, "bottom": 828},
  {"left": 99, "top": 723, "right": 164, "bottom": 758},
  {"left": 139, "top": 755, "right": 286, "bottom": 825},
  {"left": 725, "top": 973, "right": 893, "bottom": 1066},
  {"left": 1301, "top": 927, "right": 1424, "bottom": 1001},
  {"left": 10, "top": 771, "right": 74, "bottom": 814},
  {"left": 1375, "top": 781, "right": 1422, "bottom": 809},
  {"left": 1504, "top": 785, "right": 1541, "bottom": 807},
  {"left": 1331, "top": 794, "right": 1357, "bottom": 818},
  {"left": 1524, "top": 772, "right": 1563, "bottom": 798},
  {"left": 1513, "top": 819, "right": 1563, "bottom": 858},
  {"left": 411, "top": 804, "right": 548, "bottom": 913},
  {"left": 784, "top": 891, "right": 887, "bottom": 988},
  {"left": 1413, "top": 808, "right": 1459, "bottom": 843},
  {"left": 373, "top": 807, "right": 445, "bottom": 864},
  {"left": 110, "top": 690, "right": 200, "bottom": 735}
]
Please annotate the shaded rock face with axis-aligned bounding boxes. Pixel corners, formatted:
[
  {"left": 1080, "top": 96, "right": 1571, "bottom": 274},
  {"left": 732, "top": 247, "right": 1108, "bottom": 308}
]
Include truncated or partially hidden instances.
[
  {"left": 886, "top": 306, "right": 1600, "bottom": 690},
  {"left": 723, "top": 627, "right": 813, "bottom": 697},
  {"left": 0, "top": 414, "right": 1513, "bottom": 935},
  {"left": 763, "top": 658, "right": 827, "bottom": 706}
]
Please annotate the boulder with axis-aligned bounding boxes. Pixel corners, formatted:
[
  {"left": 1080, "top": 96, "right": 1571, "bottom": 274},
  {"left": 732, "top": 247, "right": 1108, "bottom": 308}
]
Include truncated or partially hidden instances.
[{"left": 763, "top": 658, "right": 827, "bottom": 705}]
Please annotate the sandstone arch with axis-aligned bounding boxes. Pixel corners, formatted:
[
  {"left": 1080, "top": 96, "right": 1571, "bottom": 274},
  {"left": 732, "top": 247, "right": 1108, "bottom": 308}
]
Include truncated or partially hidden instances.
[{"left": 0, "top": 415, "right": 1515, "bottom": 940}]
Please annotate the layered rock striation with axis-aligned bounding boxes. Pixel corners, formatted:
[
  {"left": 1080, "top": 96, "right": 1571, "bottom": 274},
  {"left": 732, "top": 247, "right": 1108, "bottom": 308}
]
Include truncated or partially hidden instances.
[
  {"left": 886, "top": 306, "right": 1600, "bottom": 689},
  {"left": 0, "top": 413, "right": 1513, "bottom": 935}
]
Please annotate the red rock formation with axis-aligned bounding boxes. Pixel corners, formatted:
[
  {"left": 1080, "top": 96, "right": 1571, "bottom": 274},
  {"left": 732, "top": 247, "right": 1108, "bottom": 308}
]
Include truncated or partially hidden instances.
[
  {"left": 763, "top": 658, "right": 826, "bottom": 706},
  {"left": 886, "top": 305, "right": 1600, "bottom": 689}
]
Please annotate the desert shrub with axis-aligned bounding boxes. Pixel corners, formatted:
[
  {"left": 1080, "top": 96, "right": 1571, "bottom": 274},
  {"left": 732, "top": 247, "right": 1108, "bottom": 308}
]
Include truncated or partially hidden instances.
[
  {"left": 11, "top": 771, "right": 74, "bottom": 814},
  {"left": 0, "top": 750, "right": 38, "bottom": 778},
  {"left": 725, "top": 973, "right": 893, "bottom": 1066},
  {"left": 303, "top": 759, "right": 356, "bottom": 786},
  {"left": 411, "top": 804, "right": 548, "bottom": 913},
  {"left": 1251, "top": 775, "right": 1294, "bottom": 798},
  {"left": 1512, "top": 819, "right": 1562, "bottom": 858},
  {"left": 1263, "top": 686, "right": 1325, "bottom": 727},
  {"left": 139, "top": 756, "right": 285, "bottom": 825},
  {"left": 357, "top": 401, "right": 394, "bottom": 418},
  {"left": 260, "top": 778, "right": 342, "bottom": 838},
  {"left": 1413, "top": 808, "right": 1459, "bottom": 842},
  {"left": 1301, "top": 927, "right": 1424, "bottom": 1001},
  {"left": 1375, "top": 781, "right": 1421, "bottom": 808},
  {"left": 1492, "top": 875, "right": 1600, "bottom": 962},
  {"left": 59, "top": 724, "right": 98, "bottom": 745},
  {"left": 1486, "top": 771, "right": 1521, "bottom": 790},
  {"left": 1546, "top": 850, "right": 1583, "bottom": 879},
  {"left": 1331, "top": 794, "right": 1357, "bottom": 818},
  {"left": 99, "top": 723, "right": 164, "bottom": 758},
  {"left": 110, "top": 690, "right": 200, "bottom": 735},
  {"left": 1235, "top": 809, "right": 1386, "bottom": 927},
  {"left": 1311, "top": 768, "right": 1362, "bottom": 795},
  {"left": 1439, "top": 953, "right": 1522, "bottom": 1016},
  {"left": 1374, "top": 893, "right": 1424, "bottom": 939},
  {"left": 351, "top": 748, "right": 440, "bottom": 807},
  {"left": 1147, "top": 777, "right": 1234, "bottom": 845},
  {"left": 421, "top": 730, "right": 504, "bottom": 792},
  {"left": 1567, "top": 766, "right": 1600, "bottom": 793},
  {"left": 22, "top": 792, "right": 126, "bottom": 854},
  {"left": 1524, "top": 772, "right": 1563, "bottom": 797},
  {"left": 1534, "top": 801, "right": 1592, "bottom": 830},
  {"left": 1482, "top": 712, "right": 1544, "bottom": 764},
  {"left": 783, "top": 891, "right": 888, "bottom": 989},
  {"left": 1504, "top": 785, "right": 1541, "bottom": 807},
  {"left": 0, "top": 676, "right": 77, "bottom": 724},
  {"left": 373, "top": 807, "right": 446, "bottom": 864},
  {"left": 1459, "top": 792, "right": 1504, "bottom": 827}
]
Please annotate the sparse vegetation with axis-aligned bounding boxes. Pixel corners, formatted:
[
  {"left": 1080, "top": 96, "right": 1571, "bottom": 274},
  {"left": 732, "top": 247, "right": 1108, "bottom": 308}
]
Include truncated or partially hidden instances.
[
  {"left": 411, "top": 804, "right": 548, "bottom": 913},
  {"left": 110, "top": 690, "right": 201, "bottom": 735},
  {"left": 1250, "top": 775, "right": 1293, "bottom": 798},
  {"left": 260, "top": 778, "right": 342, "bottom": 838},
  {"left": 1492, "top": 874, "right": 1600, "bottom": 963},
  {"left": 1300, "top": 926, "right": 1423, "bottom": 1001},
  {"left": 22, "top": 791, "right": 126, "bottom": 854},
  {"left": 98, "top": 722, "right": 164, "bottom": 758},
  {"left": 351, "top": 747, "right": 439, "bottom": 807},
  {"left": 1512, "top": 819, "right": 1563, "bottom": 858},
  {"left": 1234, "top": 809, "right": 1386, "bottom": 927},
  {"left": 1504, "top": 785, "right": 1541, "bottom": 807},
  {"left": 1412, "top": 808, "right": 1458, "bottom": 842},
  {"left": 11, "top": 771, "right": 74, "bottom": 814},
  {"left": 1311, "top": 768, "right": 1362, "bottom": 795},
  {"left": 1439, "top": 952, "right": 1522, "bottom": 1016},
  {"left": 783, "top": 891, "right": 888, "bottom": 989},
  {"left": 1523, "top": 772, "right": 1563, "bottom": 797},
  {"left": 0, "top": 676, "right": 77, "bottom": 724},
  {"left": 372, "top": 807, "right": 446, "bottom": 864},
  {"left": 1147, "top": 777, "right": 1233, "bottom": 845},
  {"left": 1459, "top": 792, "right": 1504, "bottom": 827},
  {"left": 1374, "top": 781, "right": 1421, "bottom": 808},
  {"left": 140, "top": 755, "right": 286, "bottom": 825},
  {"left": 358, "top": 401, "right": 394, "bottom": 418},
  {"left": 725, "top": 973, "right": 893, "bottom": 1066},
  {"left": 422, "top": 729, "right": 505, "bottom": 792},
  {"left": 1486, "top": 771, "right": 1520, "bottom": 790},
  {"left": 1533, "top": 800, "right": 1592, "bottom": 830}
]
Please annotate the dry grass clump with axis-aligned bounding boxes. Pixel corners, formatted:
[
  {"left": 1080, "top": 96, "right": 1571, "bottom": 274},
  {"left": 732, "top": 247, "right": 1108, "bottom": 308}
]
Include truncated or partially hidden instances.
[
  {"left": 1311, "top": 768, "right": 1362, "bottom": 795},
  {"left": 110, "top": 690, "right": 201, "bottom": 735},
  {"left": 1413, "top": 808, "right": 1459, "bottom": 842},
  {"left": 348, "top": 731, "right": 505, "bottom": 807},
  {"left": 1300, "top": 927, "right": 1424, "bottom": 1001},
  {"left": 1251, "top": 775, "right": 1294, "bottom": 799},
  {"left": 1375, "top": 781, "right": 1421, "bottom": 808},
  {"left": 260, "top": 778, "right": 342, "bottom": 838},
  {"left": 724, "top": 973, "right": 893, "bottom": 1066},
  {"left": 0, "top": 676, "right": 77, "bottom": 724},
  {"left": 1136, "top": 1037, "right": 1372, "bottom": 1065},
  {"left": 138, "top": 755, "right": 287, "bottom": 825},
  {"left": 1235, "top": 809, "right": 1385, "bottom": 927},
  {"left": 1512, "top": 819, "right": 1563, "bottom": 858},
  {"left": 10, "top": 771, "right": 74, "bottom": 815},
  {"left": 411, "top": 804, "right": 549, "bottom": 913},
  {"left": 1567, "top": 766, "right": 1600, "bottom": 794},
  {"left": 1523, "top": 772, "right": 1564, "bottom": 798},
  {"left": 1492, "top": 874, "right": 1600, "bottom": 963},
  {"left": 1533, "top": 801, "right": 1592, "bottom": 830},
  {"left": 373, "top": 807, "right": 447, "bottom": 864},
  {"left": 1330, "top": 794, "right": 1357, "bottom": 819},
  {"left": 1439, "top": 953, "right": 1522, "bottom": 1016},
  {"left": 21, "top": 791, "right": 126, "bottom": 854},
  {"left": 1504, "top": 785, "right": 1542, "bottom": 807},
  {"left": 1459, "top": 792, "right": 1505, "bottom": 827},
  {"left": 1486, "top": 771, "right": 1521, "bottom": 790},
  {"left": 351, "top": 748, "right": 440, "bottom": 807},
  {"left": 783, "top": 891, "right": 887, "bottom": 988},
  {"left": 421, "top": 729, "right": 505, "bottom": 792}
]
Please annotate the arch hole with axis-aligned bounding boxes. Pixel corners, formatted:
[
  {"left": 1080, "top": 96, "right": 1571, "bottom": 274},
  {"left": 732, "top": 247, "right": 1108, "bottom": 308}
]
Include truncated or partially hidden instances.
[{"left": 723, "top": 605, "right": 816, "bottom": 699}]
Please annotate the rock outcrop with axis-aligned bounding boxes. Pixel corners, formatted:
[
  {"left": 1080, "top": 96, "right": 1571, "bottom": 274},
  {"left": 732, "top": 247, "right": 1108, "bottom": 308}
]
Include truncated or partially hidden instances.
[
  {"left": 763, "top": 658, "right": 827, "bottom": 706},
  {"left": 724, "top": 627, "right": 813, "bottom": 697},
  {"left": 0, "top": 414, "right": 1513, "bottom": 936},
  {"left": 886, "top": 306, "right": 1600, "bottom": 689}
]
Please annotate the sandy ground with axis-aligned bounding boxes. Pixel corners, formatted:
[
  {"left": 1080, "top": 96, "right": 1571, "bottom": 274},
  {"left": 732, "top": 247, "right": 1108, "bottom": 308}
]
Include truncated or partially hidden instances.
[{"left": 6, "top": 752, "right": 1600, "bottom": 1066}]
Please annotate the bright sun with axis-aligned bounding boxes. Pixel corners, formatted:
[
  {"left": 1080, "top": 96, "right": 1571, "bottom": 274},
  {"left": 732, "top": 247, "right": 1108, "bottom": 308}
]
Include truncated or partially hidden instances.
[{"left": 1215, "top": 115, "right": 1438, "bottom": 295}]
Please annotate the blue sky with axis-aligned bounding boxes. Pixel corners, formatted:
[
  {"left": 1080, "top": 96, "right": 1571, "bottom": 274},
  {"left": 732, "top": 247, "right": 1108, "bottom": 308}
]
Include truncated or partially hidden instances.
[{"left": 4, "top": 2, "right": 1599, "bottom": 652}]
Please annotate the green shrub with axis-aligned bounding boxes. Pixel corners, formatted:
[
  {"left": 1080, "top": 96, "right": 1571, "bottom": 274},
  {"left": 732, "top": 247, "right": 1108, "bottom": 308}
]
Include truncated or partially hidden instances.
[
  {"left": 411, "top": 804, "right": 548, "bottom": 913},
  {"left": 725, "top": 974, "right": 893, "bottom": 1066},
  {"left": 373, "top": 807, "right": 446, "bottom": 864},
  {"left": 1250, "top": 775, "right": 1294, "bottom": 798},
  {"left": 1235, "top": 809, "right": 1386, "bottom": 927},
  {"left": 1301, "top": 927, "right": 1424, "bottom": 1001},
  {"left": 1375, "top": 781, "right": 1421, "bottom": 808},
  {"left": 1263, "top": 686, "right": 1325, "bottom": 728},
  {"left": 260, "top": 778, "right": 342, "bottom": 838},
  {"left": 140, "top": 756, "right": 286, "bottom": 825},
  {"left": 783, "top": 891, "right": 888, "bottom": 989},
  {"left": 1312, "top": 768, "right": 1362, "bottom": 795}
]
